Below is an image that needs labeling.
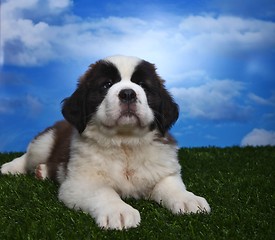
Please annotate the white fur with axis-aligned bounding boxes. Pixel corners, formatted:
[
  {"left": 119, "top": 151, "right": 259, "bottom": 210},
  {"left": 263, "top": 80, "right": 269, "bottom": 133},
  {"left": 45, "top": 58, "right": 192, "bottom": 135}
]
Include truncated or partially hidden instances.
[
  {"left": 1, "top": 56, "right": 210, "bottom": 230},
  {"left": 59, "top": 128, "right": 182, "bottom": 229},
  {"left": 58, "top": 126, "right": 210, "bottom": 229},
  {"left": 95, "top": 81, "right": 154, "bottom": 135},
  {"left": 151, "top": 175, "right": 211, "bottom": 213},
  {"left": 1, "top": 130, "right": 55, "bottom": 175},
  {"left": 94, "top": 56, "right": 154, "bottom": 138},
  {"left": 25, "top": 129, "right": 55, "bottom": 172},
  {"left": 1, "top": 154, "right": 27, "bottom": 174},
  {"left": 105, "top": 55, "right": 141, "bottom": 81}
]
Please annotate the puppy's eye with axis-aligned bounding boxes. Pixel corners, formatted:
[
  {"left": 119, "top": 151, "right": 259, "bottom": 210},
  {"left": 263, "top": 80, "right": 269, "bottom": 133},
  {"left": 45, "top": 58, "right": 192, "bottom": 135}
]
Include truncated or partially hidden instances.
[
  {"left": 102, "top": 80, "right": 113, "bottom": 90},
  {"left": 137, "top": 80, "right": 146, "bottom": 88}
]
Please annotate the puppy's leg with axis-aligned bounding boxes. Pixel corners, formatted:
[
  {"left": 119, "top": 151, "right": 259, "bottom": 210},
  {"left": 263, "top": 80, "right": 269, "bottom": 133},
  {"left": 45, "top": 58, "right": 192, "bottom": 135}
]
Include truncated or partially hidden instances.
[
  {"left": 1, "top": 129, "right": 55, "bottom": 176},
  {"left": 151, "top": 175, "right": 211, "bottom": 214},
  {"left": 1, "top": 154, "right": 28, "bottom": 175},
  {"left": 59, "top": 179, "right": 141, "bottom": 230}
]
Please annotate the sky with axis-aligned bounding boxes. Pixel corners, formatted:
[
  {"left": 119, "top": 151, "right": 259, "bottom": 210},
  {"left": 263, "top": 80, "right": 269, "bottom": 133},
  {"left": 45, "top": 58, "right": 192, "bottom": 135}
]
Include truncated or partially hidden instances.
[{"left": 0, "top": 0, "right": 275, "bottom": 151}]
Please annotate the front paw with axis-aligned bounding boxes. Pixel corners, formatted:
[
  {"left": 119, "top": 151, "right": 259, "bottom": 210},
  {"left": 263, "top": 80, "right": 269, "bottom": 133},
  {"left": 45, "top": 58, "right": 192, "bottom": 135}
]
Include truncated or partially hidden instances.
[
  {"left": 169, "top": 191, "right": 211, "bottom": 214},
  {"left": 96, "top": 202, "right": 141, "bottom": 230}
]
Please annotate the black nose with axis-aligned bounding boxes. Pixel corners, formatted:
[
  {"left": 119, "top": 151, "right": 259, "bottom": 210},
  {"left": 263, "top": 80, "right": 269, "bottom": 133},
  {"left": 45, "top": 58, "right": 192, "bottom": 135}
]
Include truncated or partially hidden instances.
[{"left": 119, "top": 89, "right": 137, "bottom": 103}]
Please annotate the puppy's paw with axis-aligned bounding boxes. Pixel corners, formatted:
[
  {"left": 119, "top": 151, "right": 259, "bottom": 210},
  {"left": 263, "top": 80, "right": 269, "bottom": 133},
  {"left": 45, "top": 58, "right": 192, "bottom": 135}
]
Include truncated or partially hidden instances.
[
  {"left": 96, "top": 202, "right": 141, "bottom": 230},
  {"left": 35, "top": 164, "right": 48, "bottom": 180},
  {"left": 169, "top": 191, "right": 210, "bottom": 214},
  {"left": 1, "top": 156, "right": 26, "bottom": 175}
]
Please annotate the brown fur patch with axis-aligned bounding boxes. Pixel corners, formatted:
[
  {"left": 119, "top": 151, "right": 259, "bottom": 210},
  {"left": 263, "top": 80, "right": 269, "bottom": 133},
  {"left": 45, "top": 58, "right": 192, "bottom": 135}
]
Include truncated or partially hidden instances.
[{"left": 45, "top": 120, "right": 73, "bottom": 182}]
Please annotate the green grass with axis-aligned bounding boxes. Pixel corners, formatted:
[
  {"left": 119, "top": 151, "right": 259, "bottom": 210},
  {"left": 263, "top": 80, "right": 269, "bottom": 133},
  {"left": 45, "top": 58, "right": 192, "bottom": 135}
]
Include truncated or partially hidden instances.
[{"left": 0, "top": 147, "right": 274, "bottom": 239}]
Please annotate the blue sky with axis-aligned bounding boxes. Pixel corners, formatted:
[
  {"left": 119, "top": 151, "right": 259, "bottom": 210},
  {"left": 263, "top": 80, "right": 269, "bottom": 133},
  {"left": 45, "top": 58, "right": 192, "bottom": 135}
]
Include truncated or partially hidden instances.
[{"left": 1, "top": 0, "right": 275, "bottom": 151}]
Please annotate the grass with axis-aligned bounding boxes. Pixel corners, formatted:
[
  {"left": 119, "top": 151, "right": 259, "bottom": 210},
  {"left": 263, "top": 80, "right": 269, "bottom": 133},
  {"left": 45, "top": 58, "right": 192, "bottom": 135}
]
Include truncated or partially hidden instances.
[{"left": 0, "top": 147, "right": 274, "bottom": 239}]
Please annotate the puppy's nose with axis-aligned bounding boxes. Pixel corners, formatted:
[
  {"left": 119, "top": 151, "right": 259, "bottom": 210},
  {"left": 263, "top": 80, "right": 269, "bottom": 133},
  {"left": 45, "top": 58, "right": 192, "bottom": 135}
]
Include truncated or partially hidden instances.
[{"left": 119, "top": 89, "right": 137, "bottom": 103}]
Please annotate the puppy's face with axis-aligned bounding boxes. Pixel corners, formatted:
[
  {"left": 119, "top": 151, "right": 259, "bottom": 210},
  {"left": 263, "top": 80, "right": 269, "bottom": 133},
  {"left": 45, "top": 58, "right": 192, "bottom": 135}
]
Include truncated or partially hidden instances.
[{"left": 62, "top": 56, "right": 179, "bottom": 136}]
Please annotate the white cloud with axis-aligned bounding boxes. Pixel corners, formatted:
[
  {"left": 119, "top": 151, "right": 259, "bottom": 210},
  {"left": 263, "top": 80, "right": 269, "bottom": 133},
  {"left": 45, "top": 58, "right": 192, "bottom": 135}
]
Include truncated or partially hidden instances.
[
  {"left": 26, "top": 94, "right": 43, "bottom": 116},
  {"left": 2, "top": 0, "right": 72, "bottom": 18},
  {"left": 248, "top": 92, "right": 275, "bottom": 106},
  {"left": 48, "top": 0, "right": 71, "bottom": 10},
  {"left": 170, "top": 76, "right": 251, "bottom": 122},
  {"left": 0, "top": 95, "right": 43, "bottom": 116},
  {"left": 1, "top": 1, "right": 275, "bottom": 83},
  {"left": 177, "top": 15, "right": 275, "bottom": 62},
  {"left": 1, "top": 0, "right": 72, "bottom": 65},
  {"left": 241, "top": 128, "right": 275, "bottom": 146},
  {"left": 179, "top": 15, "right": 275, "bottom": 37}
]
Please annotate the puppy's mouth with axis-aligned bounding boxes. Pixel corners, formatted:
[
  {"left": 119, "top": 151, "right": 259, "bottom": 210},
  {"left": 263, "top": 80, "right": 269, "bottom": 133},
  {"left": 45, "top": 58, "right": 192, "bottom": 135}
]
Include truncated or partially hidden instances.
[
  {"left": 117, "top": 104, "right": 140, "bottom": 125},
  {"left": 99, "top": 102, "right": 150, "bottom": 132}
]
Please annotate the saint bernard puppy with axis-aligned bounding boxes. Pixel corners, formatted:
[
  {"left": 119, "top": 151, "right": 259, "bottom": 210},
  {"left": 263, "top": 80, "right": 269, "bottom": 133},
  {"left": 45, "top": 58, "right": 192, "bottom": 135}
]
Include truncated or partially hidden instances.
[{"left": 1, "top": 55, "right": 210, "bottom": 230}]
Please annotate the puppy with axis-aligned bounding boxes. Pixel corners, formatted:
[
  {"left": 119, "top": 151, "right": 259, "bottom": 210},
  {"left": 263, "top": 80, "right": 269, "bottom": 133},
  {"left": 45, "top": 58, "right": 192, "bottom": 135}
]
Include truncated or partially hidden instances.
[{"left": 1, "top": 55, "right": 210, "bottom": 230}]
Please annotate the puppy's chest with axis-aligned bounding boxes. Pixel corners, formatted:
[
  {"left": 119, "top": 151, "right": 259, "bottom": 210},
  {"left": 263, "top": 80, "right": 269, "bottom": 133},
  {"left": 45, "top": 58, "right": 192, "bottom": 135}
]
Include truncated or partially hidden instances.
[
  {"left": 119, "top": 145, "right": 142, "bottom": 181},
  {"left": 97, "top": 145, "right": 176, "bottom": 196},
  {"left": 109, "top": 146, "right": 153, "bottom": 180},
  {"left": 70, "top": 141, "right": 179, "bottom": 197}
]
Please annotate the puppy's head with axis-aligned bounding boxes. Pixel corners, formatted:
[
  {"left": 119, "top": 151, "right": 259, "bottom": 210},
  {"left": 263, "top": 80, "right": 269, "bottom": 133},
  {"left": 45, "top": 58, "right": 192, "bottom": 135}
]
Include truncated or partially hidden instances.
[{"left": 62, "top": 55, "right": 179, "bottom": 136}]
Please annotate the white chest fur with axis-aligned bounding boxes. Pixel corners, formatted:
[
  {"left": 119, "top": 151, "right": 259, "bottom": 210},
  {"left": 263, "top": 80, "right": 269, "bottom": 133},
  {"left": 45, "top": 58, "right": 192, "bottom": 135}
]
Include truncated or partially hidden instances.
[{"left": 66, "top": 131, "right": 181, "bottom": 199}]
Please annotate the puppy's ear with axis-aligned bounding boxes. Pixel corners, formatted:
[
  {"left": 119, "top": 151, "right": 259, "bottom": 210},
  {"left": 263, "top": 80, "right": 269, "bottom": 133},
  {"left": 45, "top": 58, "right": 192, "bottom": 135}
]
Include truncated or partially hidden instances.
[
  {"left": 62, "top": 85, "right": 87, "bottom": 133},
  {"left": 156, "top": 86, "right": 179, "bottom": 135}
]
